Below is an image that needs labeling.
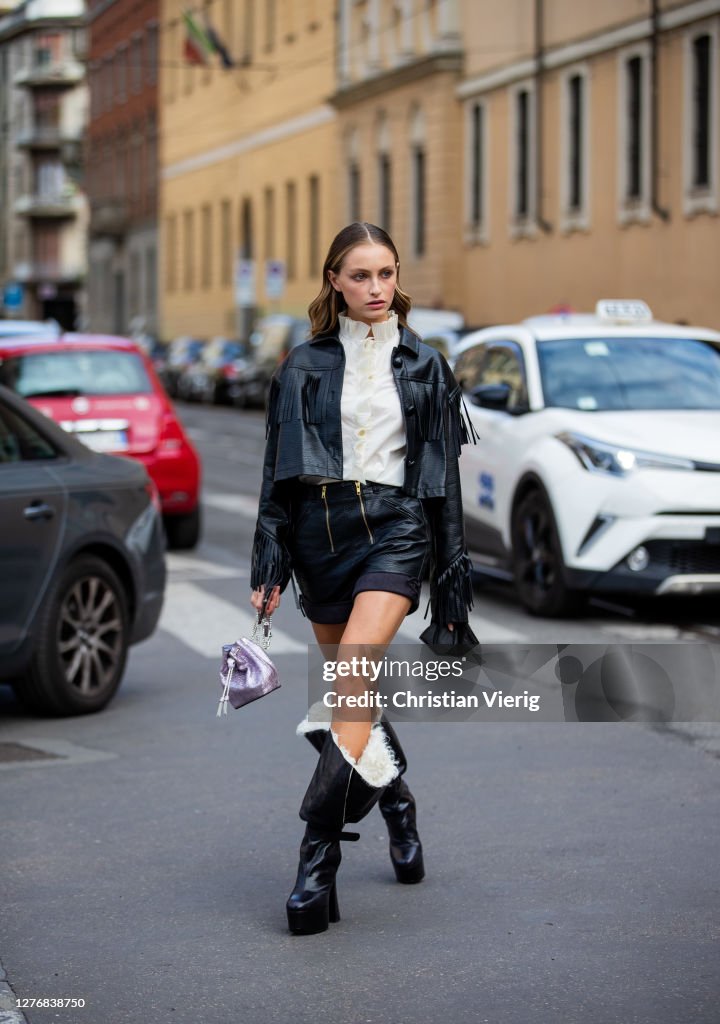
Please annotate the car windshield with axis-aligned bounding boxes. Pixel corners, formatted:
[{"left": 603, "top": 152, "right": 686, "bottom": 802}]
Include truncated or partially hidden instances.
[
  {"left": 537, "top": 336, "right": 720, "bottom": 411},
  {"left": 0, "top": 349, "right": 153, "bottom": 398}
]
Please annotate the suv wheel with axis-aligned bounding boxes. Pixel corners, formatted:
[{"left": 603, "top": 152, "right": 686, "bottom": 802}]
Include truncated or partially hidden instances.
[
  {"left": 15, "top": 555, "right": 130, "bottom": 716},
  {"left": 511, "top": 488, "right": 579, "bottom": 617}
]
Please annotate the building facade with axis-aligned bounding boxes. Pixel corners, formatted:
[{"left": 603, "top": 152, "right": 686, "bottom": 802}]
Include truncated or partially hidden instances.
[
  {"left": 457, "top": 0, "right": 720, "bottom": 327},
  {"left": 0, "top": 0, "right": 88, "bottom": 328},
  {"left": 86, "top": 0, "right": 159, "bottom": 337},
  {"left": 159, "top": 0, "right": 337, "bottom": 340},
  {"left": 331, "top": 0, "right": 464, "bottom": 312}
]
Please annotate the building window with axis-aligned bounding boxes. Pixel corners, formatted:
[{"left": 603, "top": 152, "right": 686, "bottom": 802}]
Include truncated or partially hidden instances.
[
  {"left": 347, "top": 163, "right": 360, "bottom": 222},
  {"left": 684, "top": 24, "right": 718, "bottom": 215},
  {"left": 510, "top": 82, "right": 537, "bottom": 235},
  {"left": 146, "top": 246, "right": 157, "bottom": 318},
  {"left": 131, "top": 34, "right": 143, "bottom": 94},
  {"left": 115, "top": 45, "right": 127, "bottom": 104},
  {"left": 411, "top": 146, "right": 425, "bottom": 257},
  {"left": 348, "top": 162, "right": 360, "bottom": 221},
  {"left": 378, "top": 153, "right": 391, "bottom": 232},
  {"left": 516, "top": 89, "right": 530, "bottom": 218},
  {"left": 409, "top": 105, "right": 426, "bottom": 257},
  {"left": 183, "top": 209, "right": 195, "bottom": 290},
  {"left": 567, "top": 75, "right": 583, "bottom": 211},
  {"left": 221, "top": 199, "right": 232, "bottom": 286},
  {"left": 146, "top": 21, "right": 158, "bottom": 86},
  {"left": 626, "top": 57, "right": 643, "bottom": 200},
  {"left": 376, "top": 112, "right": 391, "bottom": 232},
  {"left": 242, "top": 0, "right": 254, "bottom": 63},
  {"left": 561, "top": 68, "right": 589, "bottom": 229},
  {"left": 165, "top": 20, "right": 176, "bottom": 100},
  {"left": 264, "top": 187, "right": 275, "bottom": 260},
  {"left": 617, "top": 46, "right": 650, "bottom": 223},
  {"left": 286, "top": 181, "right": 297, "bottom": 279},
  {"left": 166, "top": 215, "right": 177, "bottom": 292},
  {"left": 465, "top": 100, "right": 488, "bottom": 241},
  {"left": 308, "top": 174, "right": 320, "bottom": 276},
  {"left": 692, "top": 34, "right": 711, "bottom": 188},
  {"left": 265, "top": 0, "right": 276, "bottom": 50},
  {"left": 201, "top": 204, "right": 212, "bottom": 288},
  {"left": 240, "top": 197, "right": 253, "bottom": 258}
]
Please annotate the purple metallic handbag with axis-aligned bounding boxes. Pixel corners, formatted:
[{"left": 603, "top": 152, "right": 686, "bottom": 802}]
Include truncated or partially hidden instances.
[{"left": 216, "top": 615, "right": 280, "bottom": 715}]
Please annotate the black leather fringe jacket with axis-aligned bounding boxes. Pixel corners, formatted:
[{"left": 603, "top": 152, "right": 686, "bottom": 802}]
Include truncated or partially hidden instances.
[{"left": 250, "top": 325, "right": 478, "bottom": 626}]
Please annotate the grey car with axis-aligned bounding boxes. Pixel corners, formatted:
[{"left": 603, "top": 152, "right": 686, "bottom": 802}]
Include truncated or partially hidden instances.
[{"left": 0, "top": 385, "right": 166, "bottom": 716}]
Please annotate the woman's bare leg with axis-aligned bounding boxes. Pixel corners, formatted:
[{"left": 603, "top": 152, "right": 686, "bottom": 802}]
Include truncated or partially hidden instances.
[{"left": 331, "top": 591, "right": 410, "bottom": 760}]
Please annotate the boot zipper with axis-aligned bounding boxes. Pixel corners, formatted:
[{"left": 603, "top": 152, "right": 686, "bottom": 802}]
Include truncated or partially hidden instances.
[
  {"left": 355, "top": 482, "right": 374, "bottom": 544},
  {"left": 321, "top": 485, "right": 335, "bottom": 552}
]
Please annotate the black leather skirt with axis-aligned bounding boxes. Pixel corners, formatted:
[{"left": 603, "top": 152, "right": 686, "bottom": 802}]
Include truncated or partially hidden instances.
[{"left": 288, "top": 480, "right": 430, "bottom": 624}]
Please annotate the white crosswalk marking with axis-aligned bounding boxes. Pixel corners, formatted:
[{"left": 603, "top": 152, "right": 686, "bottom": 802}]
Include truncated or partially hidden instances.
[
  {"left": 203, "top": 492, "right": 259, "bottom": 517},
  {"left": 164, "top": 552, "right": 240, "bottom": 580},
  {"left": 159, "top": 581, "right": 306, "bottom": 656}
]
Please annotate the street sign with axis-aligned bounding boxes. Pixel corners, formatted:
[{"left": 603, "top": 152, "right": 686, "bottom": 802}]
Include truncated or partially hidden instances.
[
  {"left": 265, "top": 259, "right": 286, "bottom": 300},
  {"left": 234, "top": 258, "right": 255, "bottom": 307},
  {"left": 3, "top": 282, "right": 24, "bottom": 311}
]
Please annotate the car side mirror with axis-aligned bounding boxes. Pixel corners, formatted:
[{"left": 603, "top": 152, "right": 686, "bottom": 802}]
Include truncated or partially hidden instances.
[{"left": 469, "top": 382, "right": 512, "bottom": 410}]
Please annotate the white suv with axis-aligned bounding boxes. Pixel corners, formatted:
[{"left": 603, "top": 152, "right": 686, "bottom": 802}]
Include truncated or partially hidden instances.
[{"left": 455, "top": 301, "right": 720, "bottom": 616}]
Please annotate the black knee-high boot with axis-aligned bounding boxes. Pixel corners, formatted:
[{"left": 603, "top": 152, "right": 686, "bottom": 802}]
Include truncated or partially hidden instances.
[
  {"left": 376, "top": 720, "right": 425, "bottom": 884},
  {"left": 287, "top": 725, "right": 400, "bottom": 935},
  {"left": 298, "top": 713, "right": 424, "bottom": 885}
]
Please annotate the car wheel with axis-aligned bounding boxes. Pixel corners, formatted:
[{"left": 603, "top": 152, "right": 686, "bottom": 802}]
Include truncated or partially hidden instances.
[
  {"left": 164, "top": 505, "right": 201, "bottom": 550},
  {"left": 511, "top": 488, "right": 580, "bottom": 617},
  {"left": 15, "top": 555, "right": 130, "bottom": 716}
]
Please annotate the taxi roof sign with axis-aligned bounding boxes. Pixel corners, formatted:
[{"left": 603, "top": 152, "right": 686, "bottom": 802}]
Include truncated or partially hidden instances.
[{"left": 595, "top": 299, "right": 653, "bottom": 323}]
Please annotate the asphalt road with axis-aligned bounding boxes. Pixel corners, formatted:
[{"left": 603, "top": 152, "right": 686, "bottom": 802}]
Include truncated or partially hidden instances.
[{"left": 1, "top": 400, "right": 718, "bottom": 1024}]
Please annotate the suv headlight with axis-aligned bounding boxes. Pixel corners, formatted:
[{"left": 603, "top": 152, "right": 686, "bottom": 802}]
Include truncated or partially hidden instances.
[{"left": 556, "top": 432, "right": 695, "bottom": 476}]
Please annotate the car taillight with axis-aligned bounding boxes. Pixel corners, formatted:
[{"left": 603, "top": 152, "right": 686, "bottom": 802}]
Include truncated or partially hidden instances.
[
  {"left": 223, "top": 364, "right": 238, "bottom": 380},
  {"left": 158, "top": 411, "right": 185, "bottom": 452},
  {"left": 145, "top": 479, "right": 162, "bottom": 513}
]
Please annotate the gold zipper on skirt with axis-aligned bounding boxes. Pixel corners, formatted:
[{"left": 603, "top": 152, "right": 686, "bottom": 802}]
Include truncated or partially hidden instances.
[
  {"left": 321, "top": 485, "right": 335, "bottom": 552},
  {"left": 355, "top": 482, "right": 374, "bottom": 544}
]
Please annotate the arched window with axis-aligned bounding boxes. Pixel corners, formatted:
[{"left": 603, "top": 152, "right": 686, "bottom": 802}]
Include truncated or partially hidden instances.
[
  {"left": 409, "top": 106, "right": 426, "bottom": 257},
  {"left": 376, "top": 111, "right": 392, "bottom": 232}
]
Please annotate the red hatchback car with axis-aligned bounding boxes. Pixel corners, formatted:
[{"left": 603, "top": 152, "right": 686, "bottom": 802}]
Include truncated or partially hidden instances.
[{"left": 0, "top": 333, "right": 201, "bottom": 548}]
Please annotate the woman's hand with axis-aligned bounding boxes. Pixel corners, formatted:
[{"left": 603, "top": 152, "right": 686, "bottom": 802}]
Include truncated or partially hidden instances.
[
  {"left": 447, "top": 623, "right": 454, "bottom": 632},
  {"left": 251, "top": 584, "right": 281, "bottom": 617}
]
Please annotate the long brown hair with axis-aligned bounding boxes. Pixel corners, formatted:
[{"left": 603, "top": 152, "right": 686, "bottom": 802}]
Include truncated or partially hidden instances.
[{"left": 308, "top": 222, "right": 412, "bottom": 336}]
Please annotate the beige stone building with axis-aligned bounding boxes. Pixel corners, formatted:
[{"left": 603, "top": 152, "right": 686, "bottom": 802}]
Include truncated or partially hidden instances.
[
  {"left": 330, "top": 0, "right": 464, "bottom": 311},
  {"left": 159, "top": 0, "right": 337, "bottom": 339},
  {"left": 457, "top": 0, "right": 720, "bottom": 328}
]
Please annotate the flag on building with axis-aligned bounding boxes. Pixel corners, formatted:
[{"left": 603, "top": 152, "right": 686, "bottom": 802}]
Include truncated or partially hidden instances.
[
  {"left": 204, "top": 18, "right": 235, "bottom": 68},
  {"left": 182, "top": 9, "right": 235, "bottom": 69},
  {"left": 183, "top": 10, "right": 211, "bottom": 65}
]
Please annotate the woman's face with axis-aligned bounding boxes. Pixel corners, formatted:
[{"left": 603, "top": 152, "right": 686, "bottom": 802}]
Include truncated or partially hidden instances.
[{"left": 328, "top": 243, "right": 398, "bottom": 326}]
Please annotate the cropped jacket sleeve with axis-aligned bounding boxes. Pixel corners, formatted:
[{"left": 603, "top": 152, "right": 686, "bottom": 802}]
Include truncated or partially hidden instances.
[{"left": 250, "top": 367, "right": 294, "bottom": 595}]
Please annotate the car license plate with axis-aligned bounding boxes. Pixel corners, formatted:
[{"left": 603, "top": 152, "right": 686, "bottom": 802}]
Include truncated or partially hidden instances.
[{"left": 81, "top": 430, "right": 129, "bottom": 453}]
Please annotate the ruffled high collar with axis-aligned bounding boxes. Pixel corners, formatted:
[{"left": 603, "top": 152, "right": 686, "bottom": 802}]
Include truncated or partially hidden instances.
[{"left": 338, "top": 310, "right": 399, "bottom": 344}]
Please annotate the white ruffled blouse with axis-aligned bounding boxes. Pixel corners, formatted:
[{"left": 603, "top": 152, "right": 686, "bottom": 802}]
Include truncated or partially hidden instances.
[{"left": 337, "top": 311, "right": 406, "bottom": 486}]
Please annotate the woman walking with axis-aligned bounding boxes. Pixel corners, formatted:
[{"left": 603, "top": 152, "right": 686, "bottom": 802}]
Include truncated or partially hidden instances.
[{"left": 250, "top": 222, "right": 476, "bottom": 935}]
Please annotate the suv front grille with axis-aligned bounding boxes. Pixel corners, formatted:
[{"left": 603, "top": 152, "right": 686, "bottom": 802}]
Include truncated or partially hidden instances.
[{"left": 644, "top": 540, "right": 720, "bottom": 575}]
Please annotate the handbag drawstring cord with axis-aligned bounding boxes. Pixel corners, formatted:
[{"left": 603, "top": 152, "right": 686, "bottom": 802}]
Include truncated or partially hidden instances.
[{"left": 217, "top": 656, "right": 235, "bottom": 717}]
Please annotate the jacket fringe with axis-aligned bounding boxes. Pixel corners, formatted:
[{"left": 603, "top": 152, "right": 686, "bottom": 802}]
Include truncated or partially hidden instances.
[
  {"left": 433, "top": 551, "right": 474, "bottom": 624},
  {"left": 448, "top": 386, "right": 480, "bottom": 457},
  {"left": 250, "top": 528, "right": 292, "bottom": 593}
]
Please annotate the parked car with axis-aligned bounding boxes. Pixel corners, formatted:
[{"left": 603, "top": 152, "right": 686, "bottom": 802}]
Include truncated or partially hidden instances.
[
  {"left": 163, "top": 336, "right": 205, "bottom": 398},
  {"left": 422, "top": 326, "right": 489, "bottom": 369},
  {"left": 235, "top": 315, "right": 310, "bottom": 407},
  {"left": 0, "top": 384, "right": 166, "bottom": 715},
  {"left": 177, "top": 336, "right": 249, "bottom": 405},
  {"left": 0, "top": 333, "right": 202, "bottom": 549},
  {"left": 455, "top": 300, "right": 720, "bottom": 616},
  {"left": 0, "top": 318, "right": 60, "bottom": 339}
]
